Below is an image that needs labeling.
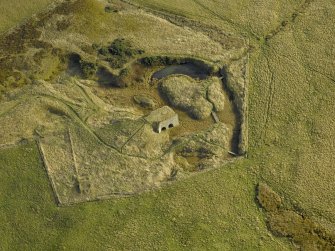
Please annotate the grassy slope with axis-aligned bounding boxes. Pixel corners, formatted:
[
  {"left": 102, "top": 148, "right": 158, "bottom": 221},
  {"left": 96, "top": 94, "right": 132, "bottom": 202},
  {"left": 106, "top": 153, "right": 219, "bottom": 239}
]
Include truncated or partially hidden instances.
[
  {"left": 0, "top": 0, "right": 54, "bottom": 33},
  {"left": 130, "top": 0, "right": 304, "bottom": 38}
]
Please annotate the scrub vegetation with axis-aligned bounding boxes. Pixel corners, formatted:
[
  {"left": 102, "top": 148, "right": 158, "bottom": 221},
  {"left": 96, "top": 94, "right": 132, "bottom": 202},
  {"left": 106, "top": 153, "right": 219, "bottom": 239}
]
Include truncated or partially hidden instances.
[
  {"left": 0, "top": 0, "right": 334, "bottom": 250},
  {"left": 97, "top": 38, "right": 145, "bottom": 68}
]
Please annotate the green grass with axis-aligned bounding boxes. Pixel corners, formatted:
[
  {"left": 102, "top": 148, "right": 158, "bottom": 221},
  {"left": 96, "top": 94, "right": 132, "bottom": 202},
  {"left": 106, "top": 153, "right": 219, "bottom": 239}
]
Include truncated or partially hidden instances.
[
  {"left": 1, "top": 0, "right": 335, "bottom": 249},
  {"left": 248, "top": 0, "right": 335, "bottom": 225},
  {"left": 130, "top": 0, "right": 335, "bottom": 235},
  {"left": 0, "top": 143, "right": 291, "bottom": 250},
  {"left": 0, "top": 0, "right": 54, "bottom": 34},
  {"left": 128, "top": 0, "right": 304, "bottom": 39},
  {"left": 0, "top": 142, "right": 70, "bottom": 250}
]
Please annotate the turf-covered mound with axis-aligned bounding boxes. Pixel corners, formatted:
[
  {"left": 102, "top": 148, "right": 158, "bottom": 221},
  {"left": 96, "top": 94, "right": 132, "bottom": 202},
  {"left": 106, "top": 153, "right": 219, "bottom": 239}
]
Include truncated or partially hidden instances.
[{"left": 159, "top": 75, "right": 225, "bottom": 119}]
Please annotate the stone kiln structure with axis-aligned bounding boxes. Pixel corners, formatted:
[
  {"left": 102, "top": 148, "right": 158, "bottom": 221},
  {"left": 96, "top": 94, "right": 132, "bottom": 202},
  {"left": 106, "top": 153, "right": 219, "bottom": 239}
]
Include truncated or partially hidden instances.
[{"left": 146, "top": 106, "right": 179, "bottom": 133}]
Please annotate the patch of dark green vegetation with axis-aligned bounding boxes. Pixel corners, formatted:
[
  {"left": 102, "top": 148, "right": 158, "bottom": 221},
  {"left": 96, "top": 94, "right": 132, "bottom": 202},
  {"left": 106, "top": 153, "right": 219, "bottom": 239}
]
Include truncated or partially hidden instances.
[
  {"left": 140, "top": 56, "right": 187, "bottom": 67},
  {"left": 105, "top": 5, "right": 118, "bottom": 13},
  {"left": 66, "top": 53, "right": 98, "bottom": 79},
  {"left": 94, "top": 38, "right": 144, "bottom": 69},
  {"left": 80, "top": 60, "right": 98, "bottom": 78},
  {"left": 256, "top": 183, "right": 335, "bottom": 250},
  {"left": 66, "top": 52, "right": 128, "bottom": 88}
]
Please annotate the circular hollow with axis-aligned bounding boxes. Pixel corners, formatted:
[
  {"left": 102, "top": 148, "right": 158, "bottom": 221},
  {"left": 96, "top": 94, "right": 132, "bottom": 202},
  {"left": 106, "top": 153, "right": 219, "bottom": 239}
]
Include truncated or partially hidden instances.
[
  {"left": 168, "top": 124, "right": 174, "bottom": 128},
  {"left": 161, "top": 127, "right": 167, "bottom": 131}
]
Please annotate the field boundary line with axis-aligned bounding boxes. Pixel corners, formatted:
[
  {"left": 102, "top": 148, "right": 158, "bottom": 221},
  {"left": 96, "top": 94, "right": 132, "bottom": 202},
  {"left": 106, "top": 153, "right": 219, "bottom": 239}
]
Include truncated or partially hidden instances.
[{"left": 36, "top": 139, "right": 62, "bottom": 206}]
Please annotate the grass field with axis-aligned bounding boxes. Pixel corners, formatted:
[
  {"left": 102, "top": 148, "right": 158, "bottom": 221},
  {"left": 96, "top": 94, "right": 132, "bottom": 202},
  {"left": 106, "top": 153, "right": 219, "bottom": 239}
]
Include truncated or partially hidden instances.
[
  {"left": 0, "top": 0, "right": 55, "bottom": 34},
  {"left": 0, "top": 0, "right": 335, "bottom": 249},
  {"left": 128, "top": 0, "right": 305, "bottom": 39},
  {"left": 249, "top": 0, "right": 335, "bottom": 225},
  {"left": 126, "top": 0, "right": 335, "bottom": 228},
  {"left": 0, "top": 142, "right": 291, "bottom": 250}
]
